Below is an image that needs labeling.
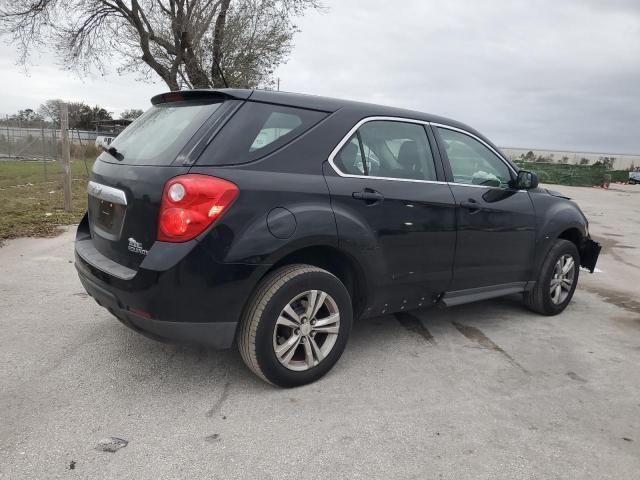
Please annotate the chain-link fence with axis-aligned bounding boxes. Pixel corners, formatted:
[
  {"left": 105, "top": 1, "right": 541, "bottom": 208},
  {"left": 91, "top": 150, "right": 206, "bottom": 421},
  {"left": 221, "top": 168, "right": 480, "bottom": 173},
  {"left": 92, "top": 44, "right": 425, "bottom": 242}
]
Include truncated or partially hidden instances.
[
  {"left": 0, "top": 112, "right": 129, "bottom": 238},
  {"left": 0, "top": 119, "right": 103, "bottom": 184},
  {"left": 0, "top": 121, "right": 100, "bottom": 159}
]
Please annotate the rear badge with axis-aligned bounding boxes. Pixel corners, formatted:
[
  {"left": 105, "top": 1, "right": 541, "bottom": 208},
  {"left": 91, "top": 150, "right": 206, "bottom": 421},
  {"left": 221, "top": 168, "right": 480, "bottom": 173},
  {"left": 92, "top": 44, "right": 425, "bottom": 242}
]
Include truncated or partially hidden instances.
[{"left": 128, "top": 238, "right": 148, "bottom": 256}]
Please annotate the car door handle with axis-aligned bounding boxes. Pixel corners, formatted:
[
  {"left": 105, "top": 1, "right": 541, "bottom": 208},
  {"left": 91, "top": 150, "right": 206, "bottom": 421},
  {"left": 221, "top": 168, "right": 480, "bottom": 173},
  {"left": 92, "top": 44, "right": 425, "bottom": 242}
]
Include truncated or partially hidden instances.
[
  {"left": 353, "top": 188, "right": 384, "bottom": 205},
  {"left": 460, "top": 199, "right": 482, "bottom": 213}
]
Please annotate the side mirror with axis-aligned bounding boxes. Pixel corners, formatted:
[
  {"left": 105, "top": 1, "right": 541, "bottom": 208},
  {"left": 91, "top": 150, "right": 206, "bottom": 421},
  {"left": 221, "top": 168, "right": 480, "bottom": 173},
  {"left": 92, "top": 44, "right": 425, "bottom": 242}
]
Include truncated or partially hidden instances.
[{"left": 515, "top": 170, "right": 539, "bottom": 190}]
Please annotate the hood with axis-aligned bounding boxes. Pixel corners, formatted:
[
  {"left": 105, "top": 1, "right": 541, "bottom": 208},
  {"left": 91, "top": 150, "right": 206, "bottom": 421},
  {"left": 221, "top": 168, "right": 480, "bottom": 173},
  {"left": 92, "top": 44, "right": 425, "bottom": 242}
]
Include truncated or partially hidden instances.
[{"left": 545, "top": 188, "right": 571, "bottom": 200}]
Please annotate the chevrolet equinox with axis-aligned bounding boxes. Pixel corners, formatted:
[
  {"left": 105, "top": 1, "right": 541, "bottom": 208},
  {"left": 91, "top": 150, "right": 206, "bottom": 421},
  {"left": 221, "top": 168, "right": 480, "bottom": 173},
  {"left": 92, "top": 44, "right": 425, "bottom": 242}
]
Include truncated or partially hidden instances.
[{"left": 75, "top": 89, "right": 601, "bottom": 387}]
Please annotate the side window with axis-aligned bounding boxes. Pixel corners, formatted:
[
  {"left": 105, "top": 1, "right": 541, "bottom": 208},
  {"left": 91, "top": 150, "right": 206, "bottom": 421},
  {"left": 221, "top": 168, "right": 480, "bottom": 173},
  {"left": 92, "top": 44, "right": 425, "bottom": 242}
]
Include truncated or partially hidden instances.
[
  {"left": 201, "top": 102, "right": 326, "bottom": 165},
  {"left": 333, "top": 120, "right": 437, "bottom": 181},
  {"left": 334, "top": 134, "right": 365, "bottom": 175},
  {"left": 437, "top": 128, "right": 512, "bottom": 188}
]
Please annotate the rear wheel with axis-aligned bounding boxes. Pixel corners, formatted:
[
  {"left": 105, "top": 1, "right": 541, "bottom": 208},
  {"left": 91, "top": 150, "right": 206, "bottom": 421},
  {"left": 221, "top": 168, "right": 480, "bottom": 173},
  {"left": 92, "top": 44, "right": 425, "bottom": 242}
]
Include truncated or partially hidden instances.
[
  {"left": 237, "top": 264, "right": 352, "bottom": 387},
  {"left": 524, "top": 239, "right": 580, "bottom": 315}
]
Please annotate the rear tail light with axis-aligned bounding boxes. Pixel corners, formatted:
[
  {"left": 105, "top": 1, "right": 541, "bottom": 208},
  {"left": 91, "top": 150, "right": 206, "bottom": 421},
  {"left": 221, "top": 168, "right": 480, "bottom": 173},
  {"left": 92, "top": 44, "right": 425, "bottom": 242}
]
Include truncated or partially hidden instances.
[{"left": 158, "top": 174, "right": 239, "bottom": 242}]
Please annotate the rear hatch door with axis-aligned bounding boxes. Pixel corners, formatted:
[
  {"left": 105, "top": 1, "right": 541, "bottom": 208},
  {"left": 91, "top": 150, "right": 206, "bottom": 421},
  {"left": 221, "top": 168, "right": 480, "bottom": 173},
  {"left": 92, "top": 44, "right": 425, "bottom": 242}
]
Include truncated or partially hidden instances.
[{"left": 85, "top": 91, "right": 246, "bottom": 271}]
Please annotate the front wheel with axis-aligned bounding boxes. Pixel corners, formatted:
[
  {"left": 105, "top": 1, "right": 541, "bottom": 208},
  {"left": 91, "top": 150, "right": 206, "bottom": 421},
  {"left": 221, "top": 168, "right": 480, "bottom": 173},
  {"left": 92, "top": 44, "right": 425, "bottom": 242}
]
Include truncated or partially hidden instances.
[
  {"left": 237, "top": 264, "right": 352, "bottom": 387},
  {"left": 524, "top": 239, "right": 580, "bottom": 315}
]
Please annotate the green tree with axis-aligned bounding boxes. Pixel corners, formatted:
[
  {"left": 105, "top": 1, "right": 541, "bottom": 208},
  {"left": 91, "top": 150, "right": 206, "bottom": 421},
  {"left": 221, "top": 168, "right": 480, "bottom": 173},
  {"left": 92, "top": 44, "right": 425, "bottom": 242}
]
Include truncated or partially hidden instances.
[
  {"left": 10, "top": 108, "right": 43, "bottom": 127},
  {"left": 37, "top": 99, "right": 112, "bottom": 129},
  {"left": 595, "top": 157, "right": 616, "bottom": 169}
]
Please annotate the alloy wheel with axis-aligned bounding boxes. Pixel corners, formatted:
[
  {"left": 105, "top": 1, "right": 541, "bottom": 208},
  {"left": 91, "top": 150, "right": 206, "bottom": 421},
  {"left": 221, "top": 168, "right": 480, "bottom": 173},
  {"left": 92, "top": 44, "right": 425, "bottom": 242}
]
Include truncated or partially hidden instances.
[
  {"left": 272, "top": 290, "right": 340, "bottom": 371},
  {"left": 550, "top": 254, "right": 576, "bottom": 304}
]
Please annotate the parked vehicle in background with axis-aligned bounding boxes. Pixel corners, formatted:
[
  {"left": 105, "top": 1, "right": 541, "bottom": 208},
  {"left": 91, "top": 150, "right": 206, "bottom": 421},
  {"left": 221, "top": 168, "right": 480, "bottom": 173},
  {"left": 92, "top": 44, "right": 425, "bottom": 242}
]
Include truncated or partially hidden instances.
[
  {"left": 75, "top": 89, "right": 601, "bottom": 387},
  {"left": 629, "top": 171, "right": 640, "bottom": 184},
  {"left": 95, "top": 136, "right": 115, "bottom": 148}
]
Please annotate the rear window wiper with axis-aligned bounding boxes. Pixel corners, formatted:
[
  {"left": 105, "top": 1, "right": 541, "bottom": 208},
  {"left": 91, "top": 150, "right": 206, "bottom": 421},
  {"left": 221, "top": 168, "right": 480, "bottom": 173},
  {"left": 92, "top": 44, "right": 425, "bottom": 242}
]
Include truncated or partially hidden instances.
[{"left": 99, "top": 144, "right": 124, "bottom": 161}]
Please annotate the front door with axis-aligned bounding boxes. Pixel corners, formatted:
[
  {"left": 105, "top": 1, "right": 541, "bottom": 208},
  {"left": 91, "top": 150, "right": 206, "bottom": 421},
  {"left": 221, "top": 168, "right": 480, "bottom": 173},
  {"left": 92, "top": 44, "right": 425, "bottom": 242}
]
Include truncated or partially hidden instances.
[
  {"left": 434, "top": 126, "right": 536, "bottom": 291},
  {"left": 324, "top": 119, "right": 457, "bottom": 312}
]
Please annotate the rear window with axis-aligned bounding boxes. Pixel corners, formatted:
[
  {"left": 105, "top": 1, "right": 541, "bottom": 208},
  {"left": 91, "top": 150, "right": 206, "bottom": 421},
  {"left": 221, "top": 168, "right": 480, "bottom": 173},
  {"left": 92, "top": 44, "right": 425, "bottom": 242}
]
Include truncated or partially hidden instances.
[
  {"left": 199, "top": 101, "right": 326, "bottom": 165},
  {"left": 106, "top": 100, "right": 223, "bottom": 165}
]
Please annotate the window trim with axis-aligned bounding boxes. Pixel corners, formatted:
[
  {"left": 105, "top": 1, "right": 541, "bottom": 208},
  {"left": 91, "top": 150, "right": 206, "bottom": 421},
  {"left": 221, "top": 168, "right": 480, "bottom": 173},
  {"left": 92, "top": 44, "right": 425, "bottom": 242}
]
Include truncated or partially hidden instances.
[
  {"left": 327, "top": 116, "right": 518, "bottom": 187},
  {"left": 431, "top": 122, "right": 517, "bottom": 179},
  {"left": 327, "top": 116, "right": 447, "bottom": 185}
]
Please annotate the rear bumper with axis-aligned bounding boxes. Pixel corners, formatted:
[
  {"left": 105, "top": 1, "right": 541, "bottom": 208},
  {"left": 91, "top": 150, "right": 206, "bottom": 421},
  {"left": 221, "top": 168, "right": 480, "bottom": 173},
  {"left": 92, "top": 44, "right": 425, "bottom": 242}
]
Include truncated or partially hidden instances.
[
  {"left": 75, "top": 215, "right": 269, "bottom": 349},
  {"left": 77, "top": 269, "right": 237, "bottom": 348}
]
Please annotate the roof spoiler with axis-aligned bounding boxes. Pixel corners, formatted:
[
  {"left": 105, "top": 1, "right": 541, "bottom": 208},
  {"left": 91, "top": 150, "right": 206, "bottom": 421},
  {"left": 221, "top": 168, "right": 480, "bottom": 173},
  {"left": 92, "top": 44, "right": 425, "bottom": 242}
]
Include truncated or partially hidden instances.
[{"left": 151, "top": 89, "right": 253, "bottom": 105}]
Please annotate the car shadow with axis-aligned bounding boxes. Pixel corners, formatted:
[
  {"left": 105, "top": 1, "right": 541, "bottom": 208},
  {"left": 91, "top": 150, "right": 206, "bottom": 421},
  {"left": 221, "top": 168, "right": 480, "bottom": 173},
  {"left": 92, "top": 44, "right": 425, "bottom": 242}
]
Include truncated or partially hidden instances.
[{"left": 101, "top": 294, "right": 537, "bottom": 392}]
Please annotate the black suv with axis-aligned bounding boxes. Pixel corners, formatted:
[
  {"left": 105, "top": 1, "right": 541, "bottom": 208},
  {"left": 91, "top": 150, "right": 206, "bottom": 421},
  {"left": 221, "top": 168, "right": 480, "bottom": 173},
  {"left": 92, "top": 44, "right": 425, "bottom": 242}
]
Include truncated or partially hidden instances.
[{"left": 75, "top": 89, "right": 600, "bottom": 387}]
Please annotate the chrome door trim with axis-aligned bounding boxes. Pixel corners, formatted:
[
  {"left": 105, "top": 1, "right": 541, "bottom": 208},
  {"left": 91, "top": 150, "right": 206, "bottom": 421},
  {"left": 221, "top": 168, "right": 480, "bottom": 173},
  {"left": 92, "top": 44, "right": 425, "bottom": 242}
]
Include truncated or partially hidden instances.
[
  {"left": 326, "top": 115, "right": 519, "bottom": 186},
  {"left": 326, "top": 116, "right": 451, "bottom": 185},
  {"left": 87, "top": 181, "right": 128, "bottom": 205}
]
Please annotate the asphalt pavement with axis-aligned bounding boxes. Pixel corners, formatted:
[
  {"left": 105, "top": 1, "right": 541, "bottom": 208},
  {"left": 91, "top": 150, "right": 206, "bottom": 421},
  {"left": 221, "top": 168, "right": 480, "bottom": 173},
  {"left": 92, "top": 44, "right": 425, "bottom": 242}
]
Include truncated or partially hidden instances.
[{"left": 1, "top": 184, "right": 639, "bottom": 479}]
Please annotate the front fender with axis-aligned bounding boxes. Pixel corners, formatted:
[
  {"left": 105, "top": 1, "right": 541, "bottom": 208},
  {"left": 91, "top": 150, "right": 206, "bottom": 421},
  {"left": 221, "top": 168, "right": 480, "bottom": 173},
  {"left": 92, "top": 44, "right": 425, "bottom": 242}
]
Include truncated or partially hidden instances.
[{"left": 531, "top": 191, "right": 589, "bottom": 276}]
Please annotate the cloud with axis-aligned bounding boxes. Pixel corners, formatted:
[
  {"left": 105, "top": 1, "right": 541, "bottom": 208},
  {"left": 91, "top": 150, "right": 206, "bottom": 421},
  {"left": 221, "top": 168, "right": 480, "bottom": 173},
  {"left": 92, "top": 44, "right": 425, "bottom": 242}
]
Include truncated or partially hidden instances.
[
  {"left": 0, "top": 44, "right": 162, "bottom": 118},
  {"left": 0, "top": 0, "right": 638, "bottom": 152},
  {"left": 275, "top": 0, "right": 640, "bottom": 153}
]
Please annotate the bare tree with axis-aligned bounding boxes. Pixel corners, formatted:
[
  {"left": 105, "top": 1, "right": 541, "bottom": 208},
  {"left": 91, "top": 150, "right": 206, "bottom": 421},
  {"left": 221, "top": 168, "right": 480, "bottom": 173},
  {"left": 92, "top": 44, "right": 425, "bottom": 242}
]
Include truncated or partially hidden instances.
[
  {"left": 209, "top": 0, "right": 300, "bottom": 88},
  {"left": 0, "top": 0, "right": 321, "bottom": 90}
]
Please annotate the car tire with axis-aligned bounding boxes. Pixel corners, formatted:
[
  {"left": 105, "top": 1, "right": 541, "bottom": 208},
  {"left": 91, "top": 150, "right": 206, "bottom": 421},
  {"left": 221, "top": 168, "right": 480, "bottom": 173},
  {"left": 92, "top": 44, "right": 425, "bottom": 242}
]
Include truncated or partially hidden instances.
[
  {"left": 524, "top": 239, "right": 580, "bottom": 316},
  {"left": 237, "top": 264, "right": 353, "bottom": 387}
]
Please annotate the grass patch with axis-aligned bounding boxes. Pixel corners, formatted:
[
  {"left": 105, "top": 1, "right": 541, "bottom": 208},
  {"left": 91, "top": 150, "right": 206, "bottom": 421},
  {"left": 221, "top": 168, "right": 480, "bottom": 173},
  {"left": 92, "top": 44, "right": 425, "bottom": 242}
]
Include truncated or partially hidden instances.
[{"left": 0, "top": 158, "right": 94, "bottom": 240}]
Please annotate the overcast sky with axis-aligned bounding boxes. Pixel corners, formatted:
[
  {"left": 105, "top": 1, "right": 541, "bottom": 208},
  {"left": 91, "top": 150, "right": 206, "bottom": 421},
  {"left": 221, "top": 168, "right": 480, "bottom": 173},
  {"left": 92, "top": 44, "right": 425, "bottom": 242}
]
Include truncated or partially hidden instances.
[{"left": 1, "top": 0, "right": 639, "bottom": 153}]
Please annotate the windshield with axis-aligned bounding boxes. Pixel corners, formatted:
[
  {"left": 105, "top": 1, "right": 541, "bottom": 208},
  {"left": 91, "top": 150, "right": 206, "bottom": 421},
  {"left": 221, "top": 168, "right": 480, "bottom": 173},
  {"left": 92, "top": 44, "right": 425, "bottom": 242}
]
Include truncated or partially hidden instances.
[{"left": 108, "top": 100, "right": 223, "bottom": 165}]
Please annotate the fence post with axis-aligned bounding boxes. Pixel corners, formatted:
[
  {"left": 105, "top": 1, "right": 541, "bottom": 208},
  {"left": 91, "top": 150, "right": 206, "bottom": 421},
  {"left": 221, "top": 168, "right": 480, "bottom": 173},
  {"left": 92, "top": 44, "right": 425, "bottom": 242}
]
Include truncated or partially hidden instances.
[
  {"left": 5, "top": 115, "right": 10, "bottom": 158},
  {"left": 41, "top": 120, "right": 48, "bottom": 181},
  {"left": 52, "top": 127, "right": 58, "bottom": 160},
  {"left": 60, "top": 103, "right": 72, "bottom": 212}
]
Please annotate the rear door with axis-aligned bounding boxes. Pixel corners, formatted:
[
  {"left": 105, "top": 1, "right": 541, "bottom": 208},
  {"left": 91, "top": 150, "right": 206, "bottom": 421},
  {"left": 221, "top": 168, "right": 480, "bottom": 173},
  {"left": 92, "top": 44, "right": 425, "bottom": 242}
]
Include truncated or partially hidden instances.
[
  {"left": 434, "top": 125, "right": 536, "bottom": 291},
  {"left": 324, "top": 119, "right": 457, "bottom": 311},
  {"left": 86, "top": 93, "right": 241, "bottom": 270}
]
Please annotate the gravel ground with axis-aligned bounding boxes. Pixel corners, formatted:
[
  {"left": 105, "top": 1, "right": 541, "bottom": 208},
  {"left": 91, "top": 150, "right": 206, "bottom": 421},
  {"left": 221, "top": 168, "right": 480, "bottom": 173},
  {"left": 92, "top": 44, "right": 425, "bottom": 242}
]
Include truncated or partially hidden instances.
[{"left": 1, "top": 184, "right": 639, "bottom": 479}]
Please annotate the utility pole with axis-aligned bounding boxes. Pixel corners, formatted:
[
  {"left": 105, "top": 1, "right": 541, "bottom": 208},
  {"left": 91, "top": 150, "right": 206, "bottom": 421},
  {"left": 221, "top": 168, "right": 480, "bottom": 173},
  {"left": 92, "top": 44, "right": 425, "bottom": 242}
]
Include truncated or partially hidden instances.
[{"left": 60, "top": 103, "right": 72, "bottom": 212}]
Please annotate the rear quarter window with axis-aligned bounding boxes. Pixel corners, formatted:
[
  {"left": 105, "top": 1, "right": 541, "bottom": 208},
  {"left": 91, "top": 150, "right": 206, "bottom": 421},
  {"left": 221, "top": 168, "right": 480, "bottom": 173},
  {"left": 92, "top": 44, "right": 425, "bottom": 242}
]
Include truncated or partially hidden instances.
[{"left": 198, "top": 101, "right": 327, "bottom": 165}]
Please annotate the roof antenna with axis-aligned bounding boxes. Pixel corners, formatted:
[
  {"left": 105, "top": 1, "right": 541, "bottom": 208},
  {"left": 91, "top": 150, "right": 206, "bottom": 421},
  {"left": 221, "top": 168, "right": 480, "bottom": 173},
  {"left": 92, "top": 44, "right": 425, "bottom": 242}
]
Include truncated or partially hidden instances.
[{"left": 212, "top": 56, "right": 229, "bottom": 88}]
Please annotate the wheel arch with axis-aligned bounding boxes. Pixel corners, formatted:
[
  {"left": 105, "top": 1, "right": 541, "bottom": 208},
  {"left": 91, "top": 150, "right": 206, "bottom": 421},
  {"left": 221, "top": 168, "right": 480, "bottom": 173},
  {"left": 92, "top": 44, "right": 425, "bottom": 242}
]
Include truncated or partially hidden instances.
[
  {"left": 532, "top": 222, "right": 586, "bottom": 282},
  {"left": 265, "top": 245, "right": 369, "bottom": 318},
  {"left": 557, "top": 226, "right": 585, "bottom": 251},
  {"left": 530, "top": 193, "right": 589, "bottom": 277}
]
